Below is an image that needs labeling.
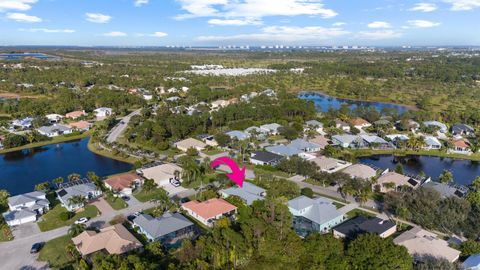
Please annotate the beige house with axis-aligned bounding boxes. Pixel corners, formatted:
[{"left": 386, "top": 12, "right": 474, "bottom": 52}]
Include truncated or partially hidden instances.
[
  {"left": 342, "top": 164, "right": 377, "bottom": 180},
  {"left": 71, "top": 224, "right": 143, "bottom": 257},
  {"left": 376, "top": 171, "right": 420, "bottom": 193},
  {"left": 311, "top": 156, "right": 352, "bottom": 173},
  {"left": 394, "top": 227, "right": 460, "bottom": 263},
  {"left": 174, "top": 138, "right": 207, "bottom": 152},
  {"left": 182, "top": 198, "right": 237, "bottom": 227},
  {"left": 137, "top": 163, "right": 183, "bottom": 186}
]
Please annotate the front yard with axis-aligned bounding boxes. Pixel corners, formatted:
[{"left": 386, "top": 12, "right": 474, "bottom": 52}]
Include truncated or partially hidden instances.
[
  {"left": 37, "top": 234, "right": 76, "bottom": 269},
  {"left": 37, "top": 204, "right": 99, "bottom": 232},
  {"left": 134, "top": 187, "right": 169, "bottom": 203},
  {"left": 105, "top": 196, "right": 128, "bottom": 210},
  {"left": 0, "top": 223, "right": 13, "bottom": 241}
]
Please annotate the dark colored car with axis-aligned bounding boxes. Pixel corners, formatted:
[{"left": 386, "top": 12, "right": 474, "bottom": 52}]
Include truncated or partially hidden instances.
[
  {"left": 122, "top": 196, "right": 130, "bottom": 201},
  {"left": 30, "top": 242, "right": 45, "bottom": 254}
]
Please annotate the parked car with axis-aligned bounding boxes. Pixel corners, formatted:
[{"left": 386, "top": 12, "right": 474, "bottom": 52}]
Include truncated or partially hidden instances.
[
  {"left": 74, "top": 217, "right": 89, "bottom": 224},
  {"left": 30, "top": 242, "right": 45, "bottom": 254},
  {"left": 122, "top": 196, "right": 130, "bottom": 201},
  {"left": 170, "top": 178, "right": 181, "bottom": 187}
]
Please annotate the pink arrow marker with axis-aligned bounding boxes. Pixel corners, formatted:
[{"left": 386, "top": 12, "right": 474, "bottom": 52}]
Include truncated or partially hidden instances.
[{"left": 211, "top": 156, "right": 245, "bottom": 188}]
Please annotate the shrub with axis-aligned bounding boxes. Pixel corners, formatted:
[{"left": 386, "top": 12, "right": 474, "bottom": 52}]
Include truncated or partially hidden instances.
[
  {"left": 301, "top": 187, "right": 314, "bottom": 198},
  {"left": 59, "top": 211, "right": 73, "bottom": 221}
]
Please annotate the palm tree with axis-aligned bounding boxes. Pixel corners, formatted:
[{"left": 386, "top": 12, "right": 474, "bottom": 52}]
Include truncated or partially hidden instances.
[
  {"left": 0, "top": 189, "right": 10, "bottom": 208},
  {"left": 68, "top": 173, "right": 81, "bottom": 182},
  {"left": 65, "top": 243, "right": 79, "bottom": 259},
  {"left": 68, "top": 195, "right": 87, "bottom": 209},
  {"left": 68, "top": 223, "right": 86, "bottom": 237},
  {"left": 52, "top": 177, "right": 64, "bottom": 185},
  {"left": 142, "top": 179, "right": 157, "bottom": 193},
  {"left": 181, "top": 157, "right": 201, "bottom": 185},
  {"left": 407, "top": 136, "right": 424, "bottom": 151},
  {"left": 26, "top": 131, "right": 35, "bottom": 144}
]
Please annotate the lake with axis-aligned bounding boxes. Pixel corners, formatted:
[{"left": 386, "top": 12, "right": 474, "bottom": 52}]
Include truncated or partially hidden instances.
[
  {"left": 359, "top": 155, "right": 480, "bottom": 185},
  {"left": 0, "top": 53, "right": 53, "bottom": 60},
  {"left": 298, "top": 92, "right": 411, "bottom": 114},
  {"left": 0, "top": 138, "right": 133, "bottom": 195}
]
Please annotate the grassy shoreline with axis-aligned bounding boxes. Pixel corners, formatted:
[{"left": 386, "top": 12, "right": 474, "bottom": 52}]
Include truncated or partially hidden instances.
[
  {"left": 351, "top": 148, "right": 480, "bottom": 161},
  {"left": 0, "top": 132, "right": 90, "bottom": 154},
  {"left": 87, "top": 138, "right": 138, "bottom": 164}
]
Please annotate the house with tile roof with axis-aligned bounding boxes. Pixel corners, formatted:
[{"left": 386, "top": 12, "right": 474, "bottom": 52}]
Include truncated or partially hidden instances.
[
  {"left": 133, "top": 212, "right": 197, "bottom": 247},
  {"left": 105, "top": 173, "right": 143, "bottom": 196},
  {"left": 349, "top": 118, "right": 371, "bottom": 129},
  {"left": 181, "top": 198, "right": 237, "bottom": 227},
  {"left": 376, "top": 171, "right": 420, "bottom": 193},
  {"left": 394, "top": 227, "right": 461, "bottom": 263},
  {"left": 449, "top": 138, "right": 472, "bottom": 155},
  {"left": 342, "top": 164, "right": 377, "bottom": 180},
  {"left": 72, "top": 224, "right": 143, "bottom": 257},
  {"left": 288, "top": 195, "right": 345, "bottom": 237},
  {"left": 65, "top": 110, "right": 87, "bottom": 119},
  {"left": 68, "top": 120, "right": 92, "bottom": 131},
  {"left": 174, "top": 138, "right": 207, "bottom": 152}
]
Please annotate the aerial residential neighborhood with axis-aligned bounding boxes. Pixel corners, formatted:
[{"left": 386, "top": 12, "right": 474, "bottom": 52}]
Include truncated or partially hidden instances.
[{"left": 1, "top": 1, "right": 480, "bottom": 269}]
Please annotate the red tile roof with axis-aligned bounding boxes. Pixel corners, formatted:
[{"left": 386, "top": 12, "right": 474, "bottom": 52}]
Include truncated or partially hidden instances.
[
  {"left": 182, "top": 198, "right": 237, "bottom": 220},
  {"left": 105, "top": 173, "right": 142, "bottom": 191}
]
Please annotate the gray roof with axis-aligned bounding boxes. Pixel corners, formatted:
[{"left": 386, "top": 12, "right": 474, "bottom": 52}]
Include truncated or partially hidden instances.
[
  {"left": 288, "top": 196, "right": 343, "bottom": 225},
  {"left": 220, "top": 182, "right": 266, "bottom": 205},
  {"left": 226, "top": 130, "right": 250, "bottom": 140},
  {"left": 424, "top": 136, "right": 442, "bottom": 146},
  {"left": 423, "top": 121, "right": 448, "bottom": 132},
  {"left": 8, "top": 191, "right": 46, "bottom": 207},
  {"left": 453, "top": 123, "right": 474, "bottom": 134},
  {"left": 332, "top": 134, "right": 359, "bottom": 145},
  {"left": 56, "top": 183, "right": 98, "bottom": 202},
  {"left": 37, "top": 124, "right": 72, "bottom": 134},
  {"left": 333, "top": 216, "right": 395, "bottom": 239},
  {"left": 260, "top": 123, "right": 282, "bottom": 132},
  {"left": 265, "top": 144, "right": 302, "bottom": 157},
  {"left": 360, "top": 135, "right": 388, "bottom": 144},
  {"left": 289, "top": 138, "right": 321, "bottom": 151},
  {"left": 305, "top": 120, "right": 323, "bottom": 127},
  {"left": 422, "top": 181, "right": 467, "bottom": 198},
  {"left": 463, "top": 254, "right": 480, "bottom": 268},
  {"left": 250, "top": 151, "right": 283, "bottom": 163},
  {"left": 2, "top": 208, "right": 37, "bottom": 222},
  {"left": 134, "top": 212, "right": 193, "bottom": 239}
]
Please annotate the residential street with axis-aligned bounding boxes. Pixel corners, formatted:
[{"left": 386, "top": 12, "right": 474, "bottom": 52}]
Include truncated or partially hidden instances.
[
  {"left": 106, "top": 109, "right": 141, "bottom": 143},
  {"left": 0, "top": 197, "right": 158, "bottom": 270}
]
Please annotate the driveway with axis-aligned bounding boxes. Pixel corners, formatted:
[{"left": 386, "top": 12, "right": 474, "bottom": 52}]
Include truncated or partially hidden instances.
[
  {"left": 11, "top": 222, "right": 41, "bottom": 240},
  {"left": 162, "top": 184, "right": 188, "bottom": 197},
  {"left": 90, "top": 197, "right": 114, "bottom": 216}
]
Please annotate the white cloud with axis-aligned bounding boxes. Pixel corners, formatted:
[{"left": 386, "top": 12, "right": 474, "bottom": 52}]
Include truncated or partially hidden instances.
[
  {"left": 19, "top": 28, "right": 75, "bottom": 33},
  {"left": 196, "top": 25, "right": 349, "bottom": 43},
  {"left": 407, "top": 19, "right": 441, "bottom": 28},
  {"left": 134, "top": 0, "right": 148, "bottom": 7},
  {"left": 367, "top": 21, "right": 392, "bottom": 29},
  {"left": 6, "top": 12, "right": 41, "bottom": 22},
  {"left": 103, "top": 31, "right": 126, "bottom": 37},
  {"left": 409, "top": 3, "right": 438, "bottom": 12},
  {"left": 176, "top": 0, "right": 338, "bottom": 20},
  {"left": 85, "top": 13, "right": 112, "bottom": 23},
  {"left": 208, "top": 18, "right": 261, "bottom": 25},
  {"left": 356, "top": 30, "right": 403, "bottom": 40},
  {"left": 150, "top": 31, "right": 168, "bottom": 37},
  {"left": 443, "top": 0, "right": 480, "bottom": 10},
  {"left": 332, "top": 22, "right": 346, "bottom": 27},
  {"left": 0, "top": 0, "right": 37, "bottom": 12}
]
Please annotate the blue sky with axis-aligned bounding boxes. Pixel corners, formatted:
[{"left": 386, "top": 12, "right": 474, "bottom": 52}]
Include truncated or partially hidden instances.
[{"left": 0, "top": 0, "right": 479, "bottom": 46}]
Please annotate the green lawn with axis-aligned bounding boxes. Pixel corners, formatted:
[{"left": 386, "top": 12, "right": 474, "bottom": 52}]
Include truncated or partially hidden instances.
[
  {"left": 105, "top": 196, "right": 128, "bottom": 210},
  {"left": 202, "top": 148, "right": 224, "bottom": 156},
  {"left": 134, "top": 187, "right": 169, "bottom": 203},
  {"left": 37, "top": 205, "right": 99, "bottom": 232},
  {"left": 37, "top": 235, "right": 76, "bottom": 269},
  {"left": 87, "top": 138, "right": 138, "bottom": 164},
  {"left": 346, "top": 209, "right": 375, "bottom": 219}
]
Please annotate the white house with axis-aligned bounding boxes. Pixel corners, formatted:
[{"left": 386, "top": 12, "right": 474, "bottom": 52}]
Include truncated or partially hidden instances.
[
  {"left": 423, "top": 136, "right": 442, "bottom": 150},
  {"left": 93, "top": 107, "right": 113, "bottom": 119},
  {"left": 2, "top": 191, "right": 50, "bottom": 226},
  {"left": 37, "top": 124, "right": 73, "bottom": 137},
  {"left": 56, "top": 183, "right": 102, "bottom": 211},
  {"left": 46, "top": 114, "right": 64, "bottom": 123},
  {"left": 137, "top": 163, "right": 183, "bottom": 187},
  {"left": 260, "top": 123, "right": 282, "bottom": 135}
]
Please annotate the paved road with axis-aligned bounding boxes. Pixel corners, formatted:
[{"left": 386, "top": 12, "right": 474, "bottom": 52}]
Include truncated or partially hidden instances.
[
  {"left": 0, "top": 197, "right": 157, "bottom": 270},
  {"left": 106, "top": 109, "right": 141, "bottom": 143}
]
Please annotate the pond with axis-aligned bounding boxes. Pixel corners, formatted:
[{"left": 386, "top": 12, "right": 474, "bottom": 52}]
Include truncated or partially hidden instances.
[
  {"left": 0, "top": 138, "right": 133, "bottom": 195},
  {"left": 359, "top": 155, "right": 480, "bottom": 186},
  {"left": 298, "top": 92, "right": 411, "bottom": 114},
  {"left": 0, "top": 52, "right": 53, "bottom": 60}
]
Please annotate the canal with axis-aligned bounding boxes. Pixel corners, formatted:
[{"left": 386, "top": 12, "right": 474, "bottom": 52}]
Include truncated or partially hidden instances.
[
  {"left": 0, "top": 138, "right": 133, "bottom": 195},
  {"left": 359, "top": 155, "right": 480, "bottom": 186}
]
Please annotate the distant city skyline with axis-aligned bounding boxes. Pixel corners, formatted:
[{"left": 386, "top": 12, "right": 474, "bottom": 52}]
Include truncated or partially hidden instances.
[{"left": 0, "top": 0, "right": 479, "bottom": 46}]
